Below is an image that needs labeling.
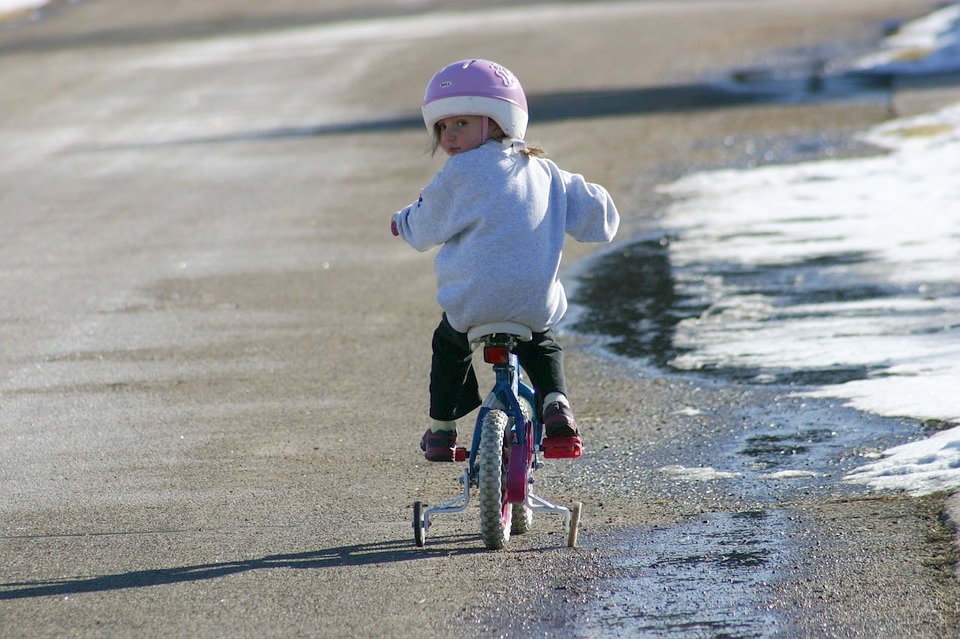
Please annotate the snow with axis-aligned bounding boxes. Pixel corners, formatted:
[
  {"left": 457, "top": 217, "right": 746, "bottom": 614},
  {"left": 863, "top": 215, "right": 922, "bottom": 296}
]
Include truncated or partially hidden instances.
[
  {"left": 657, "top": 4, "right": 960, "bottom": 496},
  {"left": 846, "top": 426, "right": 960, "bottom": 496},
  {"left": 0, "top": 0, "right": 47, "bottom": 16},
  {"left": 660, "top": 465, "right": 743, "bottom": 481},
  {"left": 855, "top": 2, "right": 960, "bottom": 75}
]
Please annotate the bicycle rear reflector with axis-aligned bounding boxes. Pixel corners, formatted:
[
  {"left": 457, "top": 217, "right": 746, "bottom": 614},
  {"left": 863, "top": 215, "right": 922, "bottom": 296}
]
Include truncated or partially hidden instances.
[{"left": 483, "top": 345, "right": 510, "bottom": 365}]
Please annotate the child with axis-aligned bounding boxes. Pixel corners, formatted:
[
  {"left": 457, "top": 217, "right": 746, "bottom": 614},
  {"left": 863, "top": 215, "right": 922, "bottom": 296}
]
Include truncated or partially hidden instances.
[{"left": 391, "top": 59, "right": 619, "bottom": 461}]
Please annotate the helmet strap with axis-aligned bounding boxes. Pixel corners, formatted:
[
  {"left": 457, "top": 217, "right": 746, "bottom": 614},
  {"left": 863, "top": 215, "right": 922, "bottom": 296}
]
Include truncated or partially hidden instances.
[{"left": 481, "top": 116, "right": 489, "bottom": 143}]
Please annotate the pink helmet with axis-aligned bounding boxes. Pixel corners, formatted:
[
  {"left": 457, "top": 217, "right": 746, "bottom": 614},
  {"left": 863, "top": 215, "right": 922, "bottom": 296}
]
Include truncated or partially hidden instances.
[{"left": 422, "top": 59, "right": 529, "bottom": 140}]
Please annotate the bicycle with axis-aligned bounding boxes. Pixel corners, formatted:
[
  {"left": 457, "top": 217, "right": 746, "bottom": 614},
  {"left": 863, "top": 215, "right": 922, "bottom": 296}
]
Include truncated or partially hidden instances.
[{"left": 412, "top": 321, "right": 583, "bottom": 550}]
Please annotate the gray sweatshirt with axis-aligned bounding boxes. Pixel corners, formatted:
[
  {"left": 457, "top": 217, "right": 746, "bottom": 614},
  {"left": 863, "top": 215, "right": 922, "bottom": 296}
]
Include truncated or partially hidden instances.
[{"left": 392, "top": 139, "right": 619, "bottom": 333}]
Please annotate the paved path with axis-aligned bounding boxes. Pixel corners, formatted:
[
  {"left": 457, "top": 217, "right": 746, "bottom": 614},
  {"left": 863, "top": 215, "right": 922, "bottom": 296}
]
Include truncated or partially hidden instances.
[{"left": 1, "top": 1, "right": 957, "bottom": 636}]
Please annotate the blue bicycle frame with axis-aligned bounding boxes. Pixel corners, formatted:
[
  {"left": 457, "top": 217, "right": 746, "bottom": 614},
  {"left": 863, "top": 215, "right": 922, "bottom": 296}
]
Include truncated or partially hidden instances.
[{"left": 467, "top": 348, "right": 540, "bottom": 477}]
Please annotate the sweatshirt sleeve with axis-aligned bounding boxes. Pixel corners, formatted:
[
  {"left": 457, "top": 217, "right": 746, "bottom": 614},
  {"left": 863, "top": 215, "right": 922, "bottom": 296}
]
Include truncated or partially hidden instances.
[
  {"left": 391, "top": 160, "right": 473, "bottom": 252},
  {"left": 559, "top": 167, "right": 620, "bottom": 243}
]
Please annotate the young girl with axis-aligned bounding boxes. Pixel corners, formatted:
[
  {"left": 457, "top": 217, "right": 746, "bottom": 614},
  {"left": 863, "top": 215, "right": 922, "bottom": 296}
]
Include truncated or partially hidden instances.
[{"left": 391, "top": 59, "right": 619, "bottom": 461}]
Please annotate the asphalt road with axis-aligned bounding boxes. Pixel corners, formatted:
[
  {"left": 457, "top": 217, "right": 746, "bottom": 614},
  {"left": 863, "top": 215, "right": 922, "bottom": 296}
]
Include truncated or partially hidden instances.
[{"left": 1, "top": 1, "right": 958, "bottom": 637}]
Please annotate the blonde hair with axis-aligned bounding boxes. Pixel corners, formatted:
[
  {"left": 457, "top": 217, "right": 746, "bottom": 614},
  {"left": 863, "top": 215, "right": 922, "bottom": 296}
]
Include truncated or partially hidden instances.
[{"left": 429, "top": 120, "right": 545, "bottom": 158}]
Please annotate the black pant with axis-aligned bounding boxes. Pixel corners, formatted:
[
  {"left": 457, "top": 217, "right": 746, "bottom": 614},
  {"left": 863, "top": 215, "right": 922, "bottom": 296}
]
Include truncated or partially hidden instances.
[{"left": 429, "top": 314, "right": 567, "bottom": 421}]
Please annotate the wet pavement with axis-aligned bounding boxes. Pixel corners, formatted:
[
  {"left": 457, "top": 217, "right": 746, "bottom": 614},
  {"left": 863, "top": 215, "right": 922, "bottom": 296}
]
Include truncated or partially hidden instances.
[
  {"left": 577, "top": 392, "right": 924, "bottom": 635},
  {"left": 561, "top": 34, "right": 951, "bottom": 636},
  {"left": 592, "top": 510, "right": 793, "bottom": 637}
]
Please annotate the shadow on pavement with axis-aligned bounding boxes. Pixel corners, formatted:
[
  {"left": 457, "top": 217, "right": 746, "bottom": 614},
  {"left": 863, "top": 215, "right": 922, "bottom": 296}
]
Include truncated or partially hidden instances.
[
  {"left": 90, "top": 72, "right": 894, "bottom": 150},
  {"left": 0, "top": 535, "right": 482, "bottom": 600}
]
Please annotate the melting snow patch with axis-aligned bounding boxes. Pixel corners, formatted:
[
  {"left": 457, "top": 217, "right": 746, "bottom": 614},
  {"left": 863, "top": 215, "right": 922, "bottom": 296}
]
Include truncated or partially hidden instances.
[
  {"left": 0, "top": 0, "right": 46, "bottom": 14},
  {"left": 660, "top": 465, "right": 742, "bottom": 481},
  {"left": 845, "top": 425, "right": 960, "bottom": 496},
  {"left": 656, "top": 3, "right": 960, "bottom": 496},
  {"left": 759, "top": 470, "right": 821, "bottom": 480}
]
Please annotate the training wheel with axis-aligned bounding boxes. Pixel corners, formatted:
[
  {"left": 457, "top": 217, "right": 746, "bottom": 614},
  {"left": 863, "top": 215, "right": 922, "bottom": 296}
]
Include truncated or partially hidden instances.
[
  {"left": 567, "top": 502, "right": 582, "bottom": 548},
  {"left": 413, "top": 501, "right": 426, "bottom": 547}
]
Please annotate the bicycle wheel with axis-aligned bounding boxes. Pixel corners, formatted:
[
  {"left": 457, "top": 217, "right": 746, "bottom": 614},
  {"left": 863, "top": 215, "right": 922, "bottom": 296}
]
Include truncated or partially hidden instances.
[
  {"left": 511, "top": 503, "right": 533, "bottom": 534},
  {"left": 478, "top": 409, "right": 511, "bottom": 549},
  {"left": 510, "top": 393, "right": 534, "bottom": 535}
]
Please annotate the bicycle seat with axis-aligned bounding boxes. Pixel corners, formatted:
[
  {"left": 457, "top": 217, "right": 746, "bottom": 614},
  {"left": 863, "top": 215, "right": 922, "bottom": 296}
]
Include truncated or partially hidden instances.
[{"left": 467, "top": 322, "right": 533, "bottom": 344}]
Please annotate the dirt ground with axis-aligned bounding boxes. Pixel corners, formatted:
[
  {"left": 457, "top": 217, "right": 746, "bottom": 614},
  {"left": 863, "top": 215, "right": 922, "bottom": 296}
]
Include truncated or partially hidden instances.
[{"left": 1, "top": 0, "right": 958, "bottom": 637}]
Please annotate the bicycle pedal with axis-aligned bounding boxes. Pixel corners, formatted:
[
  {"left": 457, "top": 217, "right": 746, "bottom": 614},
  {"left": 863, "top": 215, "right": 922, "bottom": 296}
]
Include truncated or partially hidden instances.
[
  {"left": 454, "top": 446, "right": 468, "bottom": 462},
  {"left": 542, "top": 437, "right": 582, "bottom": 459}
]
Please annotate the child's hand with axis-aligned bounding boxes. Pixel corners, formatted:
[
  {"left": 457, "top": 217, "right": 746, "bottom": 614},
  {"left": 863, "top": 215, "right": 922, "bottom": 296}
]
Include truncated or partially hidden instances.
[{"left": 391, "top": 219, "right": 399, "bottom": 236}]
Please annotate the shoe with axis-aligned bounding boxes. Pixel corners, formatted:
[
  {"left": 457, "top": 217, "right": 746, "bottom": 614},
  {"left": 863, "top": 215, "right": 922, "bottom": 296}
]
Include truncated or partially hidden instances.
[
  {"left": 420, "top": 428, "right": 457, "bottom": 462},
  {"left": 543, "top": 402, "right": 579, "bottom": 438},
  {"left": 542, "top": 402, "right": 583, "bottom": 459}
]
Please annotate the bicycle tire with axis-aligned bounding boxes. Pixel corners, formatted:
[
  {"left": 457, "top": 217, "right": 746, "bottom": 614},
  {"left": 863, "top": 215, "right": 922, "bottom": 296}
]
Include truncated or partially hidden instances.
[
  {"left": 478, "top": 409, "right": 511, "bottom": 549},
  {"left": 511, "top": 393, "right": 535, "bottom": 535},
  {"left": 511, "top": 504, "right": 533, "bottom": 534}
]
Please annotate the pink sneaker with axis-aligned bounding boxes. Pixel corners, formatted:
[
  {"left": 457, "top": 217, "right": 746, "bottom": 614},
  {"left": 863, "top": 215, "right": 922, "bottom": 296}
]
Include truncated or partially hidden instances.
[
  {"left": 420, "top": 428, "right": 457, "bottom": 462},
  {"left": 542, "top": 402, "right": 583, "bottom": 459},
  {"left": 543, "top": 402, "right": 579, "bottom": 438}
]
